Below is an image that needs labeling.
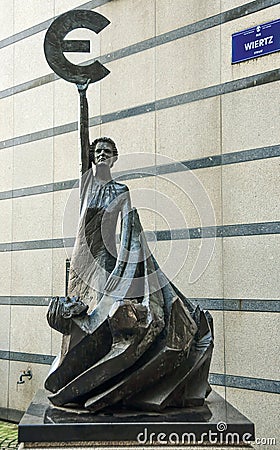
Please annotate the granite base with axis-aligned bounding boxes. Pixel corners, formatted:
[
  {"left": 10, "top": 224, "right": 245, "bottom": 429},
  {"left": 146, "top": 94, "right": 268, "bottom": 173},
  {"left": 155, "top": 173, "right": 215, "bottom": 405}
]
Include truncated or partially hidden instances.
[{"left": 18, "top": 390, "right": 254, "bottom": 447}]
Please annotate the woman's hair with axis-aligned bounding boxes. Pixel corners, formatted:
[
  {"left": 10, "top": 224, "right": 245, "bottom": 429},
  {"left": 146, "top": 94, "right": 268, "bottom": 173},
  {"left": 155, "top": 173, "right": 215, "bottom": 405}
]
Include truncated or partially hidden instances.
[{"left": 89, "top": 136, "right": 118, "bottom": 165}]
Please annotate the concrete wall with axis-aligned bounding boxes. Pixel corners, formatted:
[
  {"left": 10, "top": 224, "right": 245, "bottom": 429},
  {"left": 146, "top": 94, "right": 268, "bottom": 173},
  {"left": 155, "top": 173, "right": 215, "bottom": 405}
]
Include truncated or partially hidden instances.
[{"left": 0, "top": 0, "right": 279, "bottom": 447}]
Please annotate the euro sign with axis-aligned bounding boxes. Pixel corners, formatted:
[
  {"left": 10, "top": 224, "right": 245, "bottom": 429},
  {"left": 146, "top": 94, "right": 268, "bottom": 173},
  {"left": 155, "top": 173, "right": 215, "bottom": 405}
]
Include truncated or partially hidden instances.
[{"left": 44, "top": 10, "right": 110, "bottom": 84}]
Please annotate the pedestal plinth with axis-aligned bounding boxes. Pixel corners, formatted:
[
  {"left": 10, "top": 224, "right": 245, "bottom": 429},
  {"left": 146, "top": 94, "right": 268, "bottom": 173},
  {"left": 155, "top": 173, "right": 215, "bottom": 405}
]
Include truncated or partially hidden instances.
[{"left": 18, "top": 389, "right": 254, "bottom": 448}]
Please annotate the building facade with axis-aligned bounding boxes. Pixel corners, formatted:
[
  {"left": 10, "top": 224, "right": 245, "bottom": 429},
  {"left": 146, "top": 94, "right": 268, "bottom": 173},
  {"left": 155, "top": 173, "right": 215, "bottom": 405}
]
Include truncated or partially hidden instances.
[{"left": 0, "top": 0, "right": 279, "bottom": 447}]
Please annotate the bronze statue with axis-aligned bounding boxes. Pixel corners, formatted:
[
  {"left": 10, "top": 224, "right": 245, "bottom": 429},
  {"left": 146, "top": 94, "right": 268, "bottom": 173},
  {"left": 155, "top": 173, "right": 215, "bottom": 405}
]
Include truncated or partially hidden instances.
[
  {"left": 43, "top": 9, "right": 214, "bottom": 413},
  {"left": 44, "top": 80, "right": 214, "bottom": 413},
  {"left": 67, "top": 81, "right": 133, "bottom": 310}
]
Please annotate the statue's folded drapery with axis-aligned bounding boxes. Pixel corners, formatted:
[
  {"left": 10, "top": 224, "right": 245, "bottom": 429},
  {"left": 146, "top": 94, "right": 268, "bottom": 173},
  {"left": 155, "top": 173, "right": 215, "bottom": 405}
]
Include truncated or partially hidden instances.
[{"left": 45, "top": 175, "right": 214, "bottom": 412}]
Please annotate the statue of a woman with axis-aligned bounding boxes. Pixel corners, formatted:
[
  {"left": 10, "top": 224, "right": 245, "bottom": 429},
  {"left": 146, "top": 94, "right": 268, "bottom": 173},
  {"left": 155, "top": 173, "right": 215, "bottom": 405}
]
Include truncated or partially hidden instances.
[
  {"left": 67, "top": 80, "right": 133, "bottom": 312},
  {"left": 45, "top": 81, "right": 214, "bottom": 413}
]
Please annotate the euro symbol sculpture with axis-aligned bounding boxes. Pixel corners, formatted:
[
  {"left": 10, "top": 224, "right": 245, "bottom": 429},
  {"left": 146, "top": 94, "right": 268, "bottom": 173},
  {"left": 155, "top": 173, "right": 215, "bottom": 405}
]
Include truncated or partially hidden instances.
[{"left": 44, "top": 10, "right": 110, "bottom": 84}]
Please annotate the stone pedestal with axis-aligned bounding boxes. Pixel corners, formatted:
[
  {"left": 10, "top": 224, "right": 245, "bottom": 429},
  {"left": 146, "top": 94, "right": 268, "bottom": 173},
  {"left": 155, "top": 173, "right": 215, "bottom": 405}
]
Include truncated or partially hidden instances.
[{"left": 18, "top": 390, "right": 255, "bottom": 448}]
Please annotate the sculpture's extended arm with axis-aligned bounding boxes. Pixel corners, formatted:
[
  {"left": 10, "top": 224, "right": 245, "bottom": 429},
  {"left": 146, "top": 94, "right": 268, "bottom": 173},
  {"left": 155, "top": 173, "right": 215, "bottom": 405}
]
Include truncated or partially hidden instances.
[{"left": 77, "top": 80, "right": 91, "bottom": 175}]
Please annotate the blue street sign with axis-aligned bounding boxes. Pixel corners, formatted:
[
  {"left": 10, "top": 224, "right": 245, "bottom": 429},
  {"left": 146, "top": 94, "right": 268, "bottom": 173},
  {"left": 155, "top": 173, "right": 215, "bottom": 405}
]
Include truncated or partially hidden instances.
[{"left": 232, "top": 18, "right": 280, "bottom": 64}]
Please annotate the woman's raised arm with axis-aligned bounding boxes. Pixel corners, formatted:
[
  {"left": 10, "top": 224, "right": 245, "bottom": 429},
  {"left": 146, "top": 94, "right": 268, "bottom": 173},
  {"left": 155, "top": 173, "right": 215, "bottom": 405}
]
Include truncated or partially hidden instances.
[{"left": 77, "top": 80, "right": 91, "bottom": 175}]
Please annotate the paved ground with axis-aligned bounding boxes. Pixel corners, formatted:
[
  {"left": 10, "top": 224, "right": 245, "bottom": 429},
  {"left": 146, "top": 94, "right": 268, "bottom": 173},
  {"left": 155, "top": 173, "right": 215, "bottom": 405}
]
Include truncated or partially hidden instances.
[{"left": 0, "top": 421, "right": 18, "bottom": 448}]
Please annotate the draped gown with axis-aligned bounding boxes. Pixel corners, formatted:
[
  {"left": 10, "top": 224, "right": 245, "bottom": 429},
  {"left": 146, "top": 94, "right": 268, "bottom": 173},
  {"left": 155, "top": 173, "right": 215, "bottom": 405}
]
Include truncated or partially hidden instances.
[{"left": 67, "top": 170, "right": 131, "bottom": 312}]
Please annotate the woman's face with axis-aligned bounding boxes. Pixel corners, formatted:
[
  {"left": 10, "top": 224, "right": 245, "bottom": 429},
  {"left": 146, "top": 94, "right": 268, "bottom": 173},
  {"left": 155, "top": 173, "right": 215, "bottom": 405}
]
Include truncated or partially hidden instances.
[{"left": 94, "top": 141, "right": 115, "bottom": 166}]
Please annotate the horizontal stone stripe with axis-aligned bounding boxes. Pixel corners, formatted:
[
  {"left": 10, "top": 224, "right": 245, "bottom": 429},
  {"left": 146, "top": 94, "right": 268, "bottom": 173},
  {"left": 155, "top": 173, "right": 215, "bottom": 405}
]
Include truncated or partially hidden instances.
[
  {"left": 0, "top": 237, "right": 75, "bottom": 252},
  {"left": 0, "top": 145, "right": 279, "bottom": 201},
  {"left": 0, "top": 122, "right": 78, "bottom": 150},
  {"left": 1, "top": 0, "right": 279, "bottom": 101},
  {"left": 0, "top": 349, "right": 278, "bottom": 393},
  {"left": 222, "top": 145, "right": 280, "bottom": 165},
  {"left": 0, "top": 0, "right": 112, "bottom": 50},
  {"left": 0, "top": 296, "right": 278, "bottom": 312},
  {"left": 0, "top": 296, "right": 50, "bottom": 306},
  {"left": 0, "top": 222, "right": 279, "bottom": 253},
  {"left": 156, "top": 227, "right": 216, "bottom": 240},
  {"left": 156, "top": 222, "right": 280, "bottom": 240},
  {"left": 121, "top": 144, "right": 280, "bottom": 178},
  {"left": 155, "top": 68, "right": 280, "bottom": 113},
  {"left": 0, "top": 350, "right": 54, "bottom": 365},
  {"left": 210, "top": 373, "right": 280, "bottom": 394},
  {"left": 222, "top": 222, "right": 280, "bottom": 237},
  {"left": 0, "top": 179, "right": 78, "bottom": 201},
  {"left": 191, "top": 298, "right": 280, "bottom": 313},
  {"left": 0, "top": 74, "right": 56, "bottom": 100},
  {"left": 1, "top": 68, "right": 280, "bottom": 152}
]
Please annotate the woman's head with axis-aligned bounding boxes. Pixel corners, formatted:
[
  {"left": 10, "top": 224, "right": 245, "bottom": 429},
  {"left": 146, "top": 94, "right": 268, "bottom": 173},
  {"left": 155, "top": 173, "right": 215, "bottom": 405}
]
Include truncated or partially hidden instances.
[{"left": 90, "top": 137, "right": 118, "bottom": 167}]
